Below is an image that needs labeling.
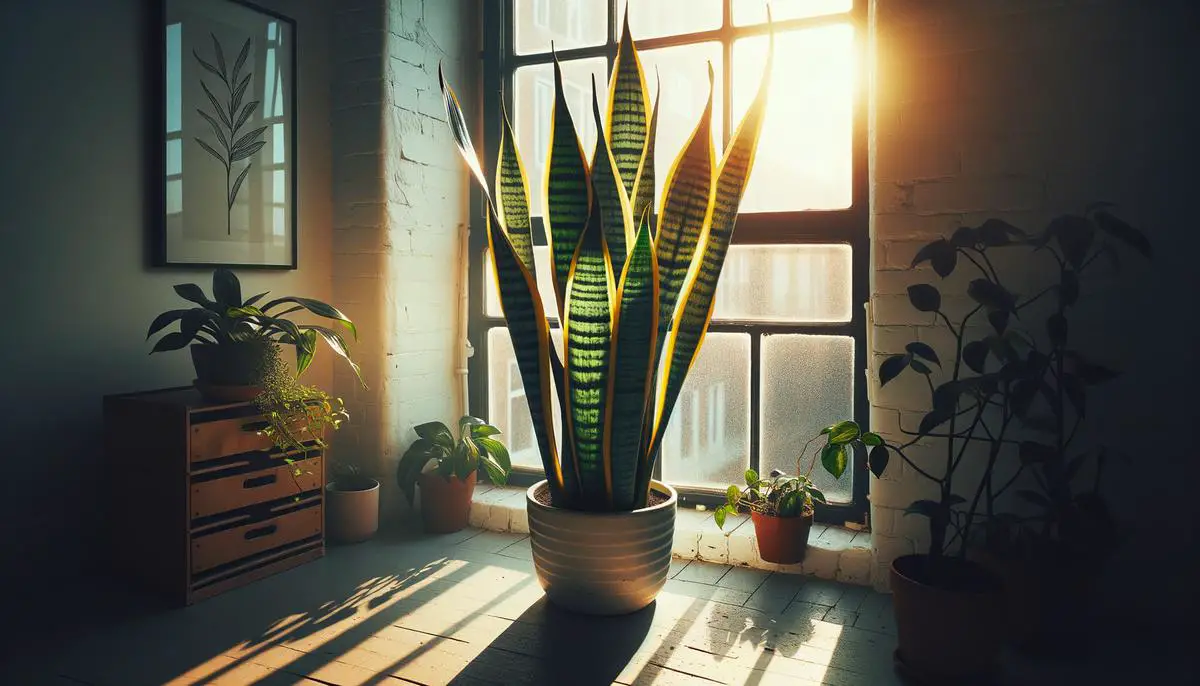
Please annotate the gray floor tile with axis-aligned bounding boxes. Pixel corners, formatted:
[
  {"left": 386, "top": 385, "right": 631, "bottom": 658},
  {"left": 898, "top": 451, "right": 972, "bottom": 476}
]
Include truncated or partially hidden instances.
[{"left": 675, "top": 559, "right": 729, "bottom": 585}]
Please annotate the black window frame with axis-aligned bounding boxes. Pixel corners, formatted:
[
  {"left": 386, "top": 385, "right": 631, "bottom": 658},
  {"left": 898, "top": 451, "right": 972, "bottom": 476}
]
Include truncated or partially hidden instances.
[{"left": 470, "top": 0, "right": 870, "bottom": 526}]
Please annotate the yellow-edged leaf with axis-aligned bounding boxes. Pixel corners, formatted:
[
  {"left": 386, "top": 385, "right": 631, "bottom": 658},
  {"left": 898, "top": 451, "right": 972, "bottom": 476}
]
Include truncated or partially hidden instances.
[
  {"left": 631, "top": 75, "right": 661, "bottom": 229},
  {"left": 607, "top": 6, "right": 651, "bottom": 199},
  {"left": 545, "top": 56, "right": 592, "bottom": 319},
  {"left": 496, "top": 103, "right": 535, "bottom": 272},
  {"left": 590, "top": 74, "right": 635, "bottom": 272}
]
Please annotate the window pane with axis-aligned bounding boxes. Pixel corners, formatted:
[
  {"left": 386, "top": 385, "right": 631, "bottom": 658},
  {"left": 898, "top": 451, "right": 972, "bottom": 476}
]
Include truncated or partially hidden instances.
[
  {"left": 514, "top": 58, "right": 608, "bottom": 217},
  {"left": 487, "top": 327, "right": 563, "bottom": 468},
  {"left": 515, "top": 0, "right": 607, "bottom": 55},
  {"left": 484, "top": 246, "right": 558, "bottom": 318},
  {"left": 761, "top": 335, "right": 854, "bottom": 503},
  {"left": 713, "top": 244, "right": 853, "bottom": 322},
  {"left": 637, "top": 42, "right": 723, "bottom": 210},
  {"left": 733, "top": 0, "right": 853, "bottom": 25},
  {"left": 733, "top": 24, "right": 855, "bottom": 211},
  {"left": 661, "top": 333, "right": 750, "bottom": 489},
  {"left": 616, "top": 0, "right": 722, "bottom": 40}
]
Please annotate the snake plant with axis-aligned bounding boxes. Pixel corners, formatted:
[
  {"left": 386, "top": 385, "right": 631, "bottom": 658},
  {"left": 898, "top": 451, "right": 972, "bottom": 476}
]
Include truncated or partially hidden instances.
[{"left": 440, "top": 14, "right": 774, "bottom": 511}]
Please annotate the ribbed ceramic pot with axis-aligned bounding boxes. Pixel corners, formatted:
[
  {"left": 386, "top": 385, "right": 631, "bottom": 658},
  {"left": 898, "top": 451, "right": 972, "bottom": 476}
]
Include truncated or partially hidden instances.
[{"left": 526, "top": 479, "right": 676, "bottom": 616}]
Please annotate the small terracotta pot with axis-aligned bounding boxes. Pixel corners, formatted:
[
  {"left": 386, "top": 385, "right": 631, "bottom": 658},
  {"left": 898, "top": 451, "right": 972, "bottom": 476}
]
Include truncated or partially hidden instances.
[
  {"left": 890, "top": 554, "right": 1005, "bottom": 683},
  {"left": 418, "top": 470, "right": 477, "bottom": 534},
  {"left": 326, "top": 477, "right": 380, "bottom": 544},
  {"left": 751, "top": 510, "right": 814, "bottom": 564}
]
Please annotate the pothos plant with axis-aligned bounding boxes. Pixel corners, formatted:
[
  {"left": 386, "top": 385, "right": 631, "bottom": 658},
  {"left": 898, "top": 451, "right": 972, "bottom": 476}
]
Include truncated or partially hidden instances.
[
  {"left": 396, "top": 417, "right": 513, "bottom": 506},
  {"left": 865, "top": 205, "right": 1149, "bottom": 571},
  {"left": 714, "top": 421, "right": 887, "bottom": 529}
]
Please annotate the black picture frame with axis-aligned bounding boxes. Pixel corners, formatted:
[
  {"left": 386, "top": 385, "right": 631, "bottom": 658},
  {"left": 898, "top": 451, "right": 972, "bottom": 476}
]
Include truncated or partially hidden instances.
[{"left": 151, "top": 0, "right": 298, "bottom": 269}]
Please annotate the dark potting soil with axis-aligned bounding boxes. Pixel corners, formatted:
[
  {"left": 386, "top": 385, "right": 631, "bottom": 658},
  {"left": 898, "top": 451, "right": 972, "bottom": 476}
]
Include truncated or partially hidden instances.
[{"left": 532, "top": 482, "right": 670, "bottom": 509}]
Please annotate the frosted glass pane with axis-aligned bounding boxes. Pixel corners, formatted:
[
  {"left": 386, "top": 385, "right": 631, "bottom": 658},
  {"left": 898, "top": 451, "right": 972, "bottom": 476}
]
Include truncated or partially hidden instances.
[
  {"left": 661, "top": 333, "right": 750, "bottom": 489},
  {"left": 484, "top": 246, "right": 558, "bottom": 318},
  {"left": 637, "top": 42, "right": 723, "bottom": 210},
  {"left": 733, "top": 0, "right": 853, "bottom": 25},
  {"left": 733, "top": 25, "right": 855, "bottom": 211},
  {"left": 487, "top": 327, "right": 563, "bottom": 468},
  {"left": 761, "top": 335, "right": 855, "bottom": 503},
  {"left": 713, "top": 245, "right": 852, "bottom": 323},
  {"left": 513, "top": 58, "right": 609, "bottom": 217},
  {"left": 514, "top": 0, "right": 607, "bottom": 55},
  {"left": 616, "top": 0, "right": 722, "bottom": 40}
]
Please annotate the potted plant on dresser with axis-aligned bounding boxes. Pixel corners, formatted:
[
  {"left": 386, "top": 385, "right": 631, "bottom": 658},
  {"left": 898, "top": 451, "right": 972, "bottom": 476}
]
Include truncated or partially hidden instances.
[
  {"left": 713, "top": 423, "right": 880, "bottom": 564},
  {"left": 250, "top": 344, "right": 379, "bottom": 544},
  {"left": 396, "top": 417, "right": 512, "bottom": 534},
  {"left": 146, "top": 268, "right": 363, "bottom": 402},
  {"left": 437, "top": 9, "right": 774, "bottom": 614}
]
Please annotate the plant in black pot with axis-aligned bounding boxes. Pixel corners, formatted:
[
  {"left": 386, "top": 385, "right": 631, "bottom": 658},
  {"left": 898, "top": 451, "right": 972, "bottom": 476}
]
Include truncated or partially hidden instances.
[
  {"left": 396, "top": 417, "right": 512, "bottom": 534},
  {"left": 147, "top": 268, "right": 363, "bottom": 402},
  {"left": 714, "top": 421, "right": 874, "bottom": 564}
]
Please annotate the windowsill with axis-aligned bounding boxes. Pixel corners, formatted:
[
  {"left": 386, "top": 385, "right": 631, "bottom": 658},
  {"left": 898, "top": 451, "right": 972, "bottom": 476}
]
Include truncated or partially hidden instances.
[{"left": 469, "top": 483, "right": 874, "bottom": 586}]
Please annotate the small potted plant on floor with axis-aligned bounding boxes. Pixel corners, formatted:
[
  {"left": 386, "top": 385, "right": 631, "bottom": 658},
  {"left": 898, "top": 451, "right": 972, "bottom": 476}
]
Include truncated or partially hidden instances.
[
  {"left": 713, "top": 422, "right": 878, "bottom": 564},
  {"left": 396, "top": 417, "right": 512, "bottom": 534},
  {"left": 438, "top": 8, "right": 774, "bottom": 615},
  {"left": 147, "top": 268, "right": 363, "bottom": 402},
  {"left": 325, "top": 461, "right": 381, "bottom": 544}
]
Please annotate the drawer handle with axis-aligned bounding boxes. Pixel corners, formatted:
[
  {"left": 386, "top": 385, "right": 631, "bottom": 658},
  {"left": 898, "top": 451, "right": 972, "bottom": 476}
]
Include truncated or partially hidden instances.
[
  {"left": 244, "top": 524, "right": 278, "bottom": 540},
  {"left": 243, "top": 474, "right": 278, "bottom": 489}
]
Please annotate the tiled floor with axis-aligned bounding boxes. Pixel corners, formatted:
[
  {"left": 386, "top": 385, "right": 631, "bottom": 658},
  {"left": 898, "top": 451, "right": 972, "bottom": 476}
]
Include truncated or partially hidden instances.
[{"left": 2, "top": 529, "right": 1191, "bottom": 686}]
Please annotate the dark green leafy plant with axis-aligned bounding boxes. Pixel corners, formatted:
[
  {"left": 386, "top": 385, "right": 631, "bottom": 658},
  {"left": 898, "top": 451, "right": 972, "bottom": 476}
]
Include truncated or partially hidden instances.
[
  {"left": 396, "top": 417, "right": 513, "bottom": 505},
  {"left": 146, "top": 268, "right": 364, "bottom": 384},
  {"left": 864, "top": 205, "right": 1149, "bottom": 572},
  {"left": 193, "top": 33, "right": 268, "bottom": 235}
]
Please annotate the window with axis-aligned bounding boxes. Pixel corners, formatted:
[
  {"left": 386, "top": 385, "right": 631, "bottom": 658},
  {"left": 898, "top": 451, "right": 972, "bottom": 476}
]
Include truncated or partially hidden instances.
[{"left": 474, "top": 0, "right": 869, "bottom": 524}]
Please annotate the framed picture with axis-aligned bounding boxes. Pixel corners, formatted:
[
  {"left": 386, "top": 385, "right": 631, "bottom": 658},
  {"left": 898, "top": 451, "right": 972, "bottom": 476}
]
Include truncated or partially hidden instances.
[{"left": 155, "top": 0, "right": 297, "bottom": 268}]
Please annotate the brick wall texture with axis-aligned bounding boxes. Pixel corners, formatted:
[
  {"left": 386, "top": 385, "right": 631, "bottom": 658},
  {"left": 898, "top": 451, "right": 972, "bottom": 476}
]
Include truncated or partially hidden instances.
[{"left": 868, "top": 0, "right": 1197, "bottom": 596}]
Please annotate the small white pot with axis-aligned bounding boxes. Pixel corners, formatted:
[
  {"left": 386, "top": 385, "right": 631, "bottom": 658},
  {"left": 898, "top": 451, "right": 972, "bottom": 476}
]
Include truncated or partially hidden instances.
[{"left": 526, "top": 479, "right": 677, "bottom": 615}]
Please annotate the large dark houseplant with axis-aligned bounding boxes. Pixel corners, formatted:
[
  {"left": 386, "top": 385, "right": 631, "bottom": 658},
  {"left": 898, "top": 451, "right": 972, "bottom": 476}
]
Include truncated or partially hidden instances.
[
  {"left": 439, "top": 12, "right": 774, "bottom": 615},
  {"left": 147, "top": 268, "right": 363, "bottom": 402},
  {"left": 832, "top": 207, "right": 1151, "bottom": 681}
]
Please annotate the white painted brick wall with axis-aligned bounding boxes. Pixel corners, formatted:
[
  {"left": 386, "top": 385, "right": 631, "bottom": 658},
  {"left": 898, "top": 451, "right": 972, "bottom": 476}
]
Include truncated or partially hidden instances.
[{"left": 330, "top": 0, "right": 474, "bottom": 521}]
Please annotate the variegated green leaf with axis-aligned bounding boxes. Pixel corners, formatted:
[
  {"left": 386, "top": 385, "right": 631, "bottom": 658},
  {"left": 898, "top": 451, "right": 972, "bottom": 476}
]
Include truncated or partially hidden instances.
[
  {"left": 607, "top": 7, "right": 650, "bottom": 198},
  {"left": 631, "top": 77, "right": 661, "bottom": 229},
  {"left": 652, "top": 30, "right": 775, "bottom": 459},
  {"left": 487, "top": 207, "right": 565, "bottom": 497},
  {"left": 590, "top": 75, "right": 634, "bottom": 272},
  {"left": 496, "top": 103, "right": 535, "bottom": 272},
  {"left": 563, "top": 193, "right": 614, "bottom": 508},
  {"left": 654, "top": 63, "right": 715, "bottom": 344},
  {"left": 603, "top": 214, "right": 658, "bottom": 510},
  {"left": 546, "top": 57, "right": 592, "bottom": 319}
]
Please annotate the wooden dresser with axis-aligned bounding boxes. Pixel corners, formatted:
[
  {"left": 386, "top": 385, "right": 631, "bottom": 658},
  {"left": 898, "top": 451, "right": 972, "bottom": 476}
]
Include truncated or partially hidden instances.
[{"left": 104, "top": 387, "right": 325, "bottom": 605}]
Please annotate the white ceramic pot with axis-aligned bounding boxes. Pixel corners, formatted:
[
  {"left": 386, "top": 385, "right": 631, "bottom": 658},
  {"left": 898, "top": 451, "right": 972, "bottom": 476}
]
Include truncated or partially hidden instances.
[{"left": 526, "top": 479, "right": 677, "bottom": 615}]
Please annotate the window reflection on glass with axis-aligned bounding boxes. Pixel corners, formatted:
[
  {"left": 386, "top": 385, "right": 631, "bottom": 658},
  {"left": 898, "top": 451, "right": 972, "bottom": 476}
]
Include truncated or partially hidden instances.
[
  {"left": 733, "top": 0, "right": 853, "bottom": 25},
  {"left": 515, "top": 0, "right": 607, "bottom": 55},
  {"left": 661, "top": 333, "right": 750, "bottom": 489},
  {"left": 615, "top": 0, "right": 722, "bottom": 40},
  {"left": 733, "top": 24, "right": 855, "bottom": 211},
  {"left": 761, "top": 335, "right": 854, "bottom": 502},
  {"left": 636, "top": 42, "right": 723, "bottom": 210},
  {"left": 713, "top": 244, "right": 853, "bottom": 322},
  {"left": 514, "top": 58, "right": 608, "bottom": 216}
]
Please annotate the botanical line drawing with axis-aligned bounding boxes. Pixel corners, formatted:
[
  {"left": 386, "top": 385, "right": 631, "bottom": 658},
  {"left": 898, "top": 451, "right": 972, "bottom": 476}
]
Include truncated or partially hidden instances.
[{"left": 193, "top": 33, "right": 267, "bottom": 235}]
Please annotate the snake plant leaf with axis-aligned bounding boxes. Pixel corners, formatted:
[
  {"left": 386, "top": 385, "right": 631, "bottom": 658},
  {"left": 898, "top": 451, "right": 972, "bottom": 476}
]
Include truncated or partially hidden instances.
[
  {"left": 439, "top": 64, "right": 494, "bottom": 211},
  {"left": 607, "top": 6, "right": 651, "bottom": 199},
  {"left": 496, "top": 103, "right": 535, "bottom": 272},
  {"left": 546, "top": 56, "right": 592, "bottom": 319},
  {"left": 651, "top": 26, "right": 775, "bottom": 461},
  {"left": 563, "top": 193, "right": 615, "bottom": 508},
  {"left": 631, "top": 76, "right": 661, "bottom": 228},
  {"left": 654, "top": 63, "right": 715, "bottom": 345},
  {"left": 590, "top": 75, "right": 635, "bottom": 271},
  {"left": 603, "top": 214, "right": 659, "bottom": 510},
  {"left": 487, "top": 206, "right": 565, "bottom": 497}
]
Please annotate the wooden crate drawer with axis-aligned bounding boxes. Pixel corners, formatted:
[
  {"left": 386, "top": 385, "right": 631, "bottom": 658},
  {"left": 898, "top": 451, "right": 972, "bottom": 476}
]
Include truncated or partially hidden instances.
[
  {"left": 191, "top": 457, "right": 322, "bottom": 519},
  {"left": 190, "top": 416, "right": 273, "bottom": 463},
  {"left": 191, "top": 506, "right": 322, "bottom": 574}
]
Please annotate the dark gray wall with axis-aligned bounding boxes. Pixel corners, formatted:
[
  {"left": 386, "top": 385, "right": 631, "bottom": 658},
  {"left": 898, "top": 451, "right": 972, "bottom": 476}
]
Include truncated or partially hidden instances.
[{"left": 0, "top": 0, "right": 334, "bottom": 591}]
